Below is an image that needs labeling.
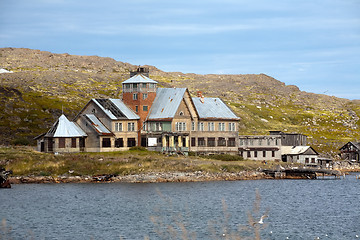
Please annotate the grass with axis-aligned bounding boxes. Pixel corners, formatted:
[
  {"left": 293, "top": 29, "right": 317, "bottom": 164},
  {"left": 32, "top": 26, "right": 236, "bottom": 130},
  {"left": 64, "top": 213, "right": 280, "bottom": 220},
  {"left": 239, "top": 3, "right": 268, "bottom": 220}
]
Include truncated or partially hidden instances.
[{"left": 0, "top": 146, "right": 285, "bottom": 177}]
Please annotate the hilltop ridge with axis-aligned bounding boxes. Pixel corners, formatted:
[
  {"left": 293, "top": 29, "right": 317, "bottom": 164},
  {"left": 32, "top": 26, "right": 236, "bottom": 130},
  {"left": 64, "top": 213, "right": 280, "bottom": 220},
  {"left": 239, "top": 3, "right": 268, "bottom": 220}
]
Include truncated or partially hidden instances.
[{"left": 1, "top": 48, "right": 359, "bottom": 156}]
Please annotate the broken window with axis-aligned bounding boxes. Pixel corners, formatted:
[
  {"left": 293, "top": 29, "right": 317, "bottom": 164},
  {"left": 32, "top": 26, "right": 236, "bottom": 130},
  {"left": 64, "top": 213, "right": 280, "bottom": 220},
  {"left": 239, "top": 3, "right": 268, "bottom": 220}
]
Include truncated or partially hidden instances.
[
  {"left": 208, "top": 138, "right": 215, "bottom": 147},
  {"left": 102, "top": 138, "right": 111, "bottom": 148}
]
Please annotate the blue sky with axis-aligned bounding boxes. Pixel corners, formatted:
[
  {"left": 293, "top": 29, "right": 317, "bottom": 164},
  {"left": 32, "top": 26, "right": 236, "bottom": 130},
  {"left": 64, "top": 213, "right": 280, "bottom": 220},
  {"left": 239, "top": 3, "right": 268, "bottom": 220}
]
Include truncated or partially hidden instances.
[{"left": 1, "top": 0, "right": 359, "bottom": 99}]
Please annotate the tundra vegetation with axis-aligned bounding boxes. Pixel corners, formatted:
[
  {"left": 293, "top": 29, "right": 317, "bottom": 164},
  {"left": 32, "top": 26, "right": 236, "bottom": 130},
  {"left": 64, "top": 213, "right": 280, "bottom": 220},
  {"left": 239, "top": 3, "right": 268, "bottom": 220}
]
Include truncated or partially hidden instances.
[{"left": 0, "top": 146, "right": 287, "bottom": 177}]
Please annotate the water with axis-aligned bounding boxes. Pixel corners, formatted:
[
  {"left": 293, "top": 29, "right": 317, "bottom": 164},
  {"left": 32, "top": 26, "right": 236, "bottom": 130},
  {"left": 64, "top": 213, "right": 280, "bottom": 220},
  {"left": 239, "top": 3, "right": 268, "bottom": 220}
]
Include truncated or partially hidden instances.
[{"left": 1, "top": 174, "right": 360, "bottom": 240}]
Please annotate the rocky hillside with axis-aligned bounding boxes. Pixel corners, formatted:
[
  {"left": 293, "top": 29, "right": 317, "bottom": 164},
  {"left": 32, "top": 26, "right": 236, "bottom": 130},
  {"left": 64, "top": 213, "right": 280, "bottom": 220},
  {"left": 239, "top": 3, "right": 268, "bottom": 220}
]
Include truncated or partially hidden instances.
[{"left": 1, "top": 48, "right": 359, "bottom": 157}]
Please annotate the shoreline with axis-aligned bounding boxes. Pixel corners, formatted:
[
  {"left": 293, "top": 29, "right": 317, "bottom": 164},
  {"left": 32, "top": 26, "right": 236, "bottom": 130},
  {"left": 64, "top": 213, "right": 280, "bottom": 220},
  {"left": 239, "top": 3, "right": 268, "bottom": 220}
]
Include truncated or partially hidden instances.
[
  {"left": 7, "top": 168, "right": 358, "bottom": 185},
  {"left": 8, "top": 171, "right": 270, "bottom": 184}
]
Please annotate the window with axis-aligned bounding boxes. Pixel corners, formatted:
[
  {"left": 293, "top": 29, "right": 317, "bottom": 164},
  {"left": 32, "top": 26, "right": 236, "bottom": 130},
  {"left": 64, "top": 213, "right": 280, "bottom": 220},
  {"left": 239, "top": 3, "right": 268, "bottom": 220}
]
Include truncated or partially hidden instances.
[
  {"left": 128, "top": 122, "right": 135, "bottom": 131},
  {"left": 198, "top": 122, "right": 204, "bottom": 131},
  {"left": 259, "top": 139, "right": 262, "bottom": 146},
  {"left": 133, "top": 93, "right": 138, "bottom": 100},
  {"left": 228, "top": 138, "right": 236, "bottom": 147},
  {"left": 143, "top": 106, "right": 148, "bottom": 111},
  {"left": 305, "top": 158, "right": 309, "bottom": 164},
  {"left": 254, "top": 151, "right": 258, "bottom": 158},
  {"left": 267, "top": 138, "right": 271, "bottom": 145},
  {"left": 175, "top": 122, "right": 186, "bottom": 131},
  {"left": 272, "top": 151, "right": 275, "bottom": 157},
  {"left": 247, "top": 151, "right": 251, "bottom": 158},
  {"left": 59, "top": 138, "right": 65, "bottom": 148},
  {"left": 208, "top": 122, "right": 215, "bottom": 131},
  {"left": 71, "top": 138, "right": 76, "bottom": 148},
  {"left": 263, "top": 151, "right": 266, "bottom": 157},
  {"left": 229, "top": 122, "right": 236, "bottom": 131},
  {"left": 143, "top": 93, "right": 148, "bottom": 100},
  {"left": 249, "top": 139, "right": 254, "bottom": 145},
  {"left": 127, "top": 138, "right": 136, "bottom": 147},
  {"left": 198, "top": 138, "right": 206, "bottom": 146},
  {"left": 155, "top": 122, "right": 162, "bottom": 131},
  {"left": 191, "top": 137, "right": 196, "bottom": 147},
  {"left": 102, "top": 138, "right": 111, "bottom": 148},
  {"left": 135, "top": 106, "right": 138, "bottom": 113},
  {"left": 311, "top": 158, "right": 316, "bottom": 163},
  {"left": 115, "top": 123, "right": 122, "bottom": 132},
  {"left": 141, "top": 83, "right": 147, "bottom": 88},
  {"left": 115, "top": 138, "right": 124, "bottom": 148},
  {"left": 208, "top": 138, "right": 216, "bottom": 147},
  {"left": 218, "top": 137, "right": 226, "bottom": 146},
  {"left": 218, "top": 122, "right": 225, "bottom": 131},
  {"left": 191, "top": 122, "right": 195, "bottom": 131},
  {"left": 179, "top": 111, "right": 184, "bottom": 116}
]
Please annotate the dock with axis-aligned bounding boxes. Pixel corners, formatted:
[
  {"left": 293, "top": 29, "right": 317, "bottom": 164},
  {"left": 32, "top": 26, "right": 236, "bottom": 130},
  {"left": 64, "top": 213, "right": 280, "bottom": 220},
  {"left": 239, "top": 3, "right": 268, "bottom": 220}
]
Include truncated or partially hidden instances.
[{"left": 261, "top": 168, "right": 342, "bottom": 179}]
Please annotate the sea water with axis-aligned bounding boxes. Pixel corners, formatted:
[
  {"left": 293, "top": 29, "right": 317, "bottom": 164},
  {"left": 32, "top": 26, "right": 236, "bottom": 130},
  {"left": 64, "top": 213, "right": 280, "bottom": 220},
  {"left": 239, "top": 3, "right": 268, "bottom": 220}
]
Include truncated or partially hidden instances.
[{"left": 1, "top": 173, "right": 360, "bottom": 239}]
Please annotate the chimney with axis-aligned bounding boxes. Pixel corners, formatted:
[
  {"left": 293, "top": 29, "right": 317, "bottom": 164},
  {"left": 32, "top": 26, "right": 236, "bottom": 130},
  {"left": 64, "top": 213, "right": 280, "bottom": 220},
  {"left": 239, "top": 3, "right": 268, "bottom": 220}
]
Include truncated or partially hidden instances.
[{"left": 197, "top": 91, "right": 204, "bottom": 103}]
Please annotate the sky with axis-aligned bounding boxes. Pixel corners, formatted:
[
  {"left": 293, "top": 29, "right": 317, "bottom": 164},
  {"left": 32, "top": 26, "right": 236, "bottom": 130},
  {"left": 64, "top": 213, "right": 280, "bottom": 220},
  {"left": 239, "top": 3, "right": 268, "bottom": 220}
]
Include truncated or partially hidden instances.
[{"left": 1, "top": 0, "right": 359, "bottom": 99}]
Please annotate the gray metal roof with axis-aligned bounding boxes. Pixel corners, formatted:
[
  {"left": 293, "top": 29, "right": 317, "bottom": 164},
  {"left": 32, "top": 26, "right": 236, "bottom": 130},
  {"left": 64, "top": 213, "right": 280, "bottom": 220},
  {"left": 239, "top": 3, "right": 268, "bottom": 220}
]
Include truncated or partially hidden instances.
[
  {"left": 122, "top": 74, "right": 158, "bottom": 84},
  {"left": 148, "top": 88, "right": 187, "bottom": 120},
  {"left": 85, "top": 114, "right": 112, "bottom": 135},
  {"left": 281, "top": 146, "right": 317, "bottom": 155},
  {"left": 46, "top": 114, "right": 87, "bottom": 137},
  {"left": 92, "top": 99, "right": 139, "bottom": 120},
  {"left": 192, "top": 97, "right": 240, "bottom": 120}
]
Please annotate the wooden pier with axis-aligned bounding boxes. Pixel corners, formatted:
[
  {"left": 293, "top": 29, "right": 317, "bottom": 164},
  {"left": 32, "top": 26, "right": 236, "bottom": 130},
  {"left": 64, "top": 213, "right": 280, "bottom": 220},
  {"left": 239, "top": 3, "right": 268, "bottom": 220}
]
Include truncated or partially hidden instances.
[{"left": 261, "top": 168, "right": 342, "bottom": 179}]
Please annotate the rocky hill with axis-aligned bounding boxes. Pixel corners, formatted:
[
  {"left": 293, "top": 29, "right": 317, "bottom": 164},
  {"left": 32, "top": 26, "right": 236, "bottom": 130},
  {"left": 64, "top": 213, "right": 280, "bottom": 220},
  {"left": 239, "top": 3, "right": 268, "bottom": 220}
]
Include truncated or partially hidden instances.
[{"left": 1, "top": 47, "right": 359, "bottom": 157}]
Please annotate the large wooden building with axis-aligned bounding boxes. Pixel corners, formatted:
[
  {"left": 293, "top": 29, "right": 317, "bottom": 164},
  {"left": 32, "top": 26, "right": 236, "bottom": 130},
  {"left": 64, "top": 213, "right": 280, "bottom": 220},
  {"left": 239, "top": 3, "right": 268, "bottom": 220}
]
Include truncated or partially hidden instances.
[{"left": 36, "top": 69, "right": 240, "bottom": 155}]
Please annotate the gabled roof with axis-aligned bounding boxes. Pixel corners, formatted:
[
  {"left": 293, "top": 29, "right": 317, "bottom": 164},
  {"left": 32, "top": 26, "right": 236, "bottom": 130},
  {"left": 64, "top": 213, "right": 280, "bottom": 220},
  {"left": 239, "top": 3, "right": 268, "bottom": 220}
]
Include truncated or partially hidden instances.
[
  {"left": 93, "top": 99, "right": 139, "bottom": 120},
  {"left": 122, "top": 74, "right": 158, "bottom": 84},
  {"left": 339, "top": 141, "right": 360, "bottom": 151},
  {"left": 281, "top": 146, "right": 318, "bottom": 155},
  {"left": 192, "top": 97, "right": 240, "bottom": 120},
  {"left": 85, "top": 114, "right": 113, "bottom": 136},
  {"left": 147, "top": 88, "right": 187, "bottom": 120},
  {"left": 46, "top": 114, "right": 87, "bottom": 138}
]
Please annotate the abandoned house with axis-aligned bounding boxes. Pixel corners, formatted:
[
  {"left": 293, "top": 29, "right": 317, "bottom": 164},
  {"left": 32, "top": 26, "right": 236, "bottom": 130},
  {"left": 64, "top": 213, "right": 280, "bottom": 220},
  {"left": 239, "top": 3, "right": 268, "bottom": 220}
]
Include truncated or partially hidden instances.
[
  {"left": 36, "top": 68, "right": 240, "bottom": 155},
  {"left": 238, "top": 135, "right": 282, "bottom": 161},
  {"left": 339, "top": 142, "right": 360, "bottom": 162},
  {"left": 280, "top": 146, "right": 319, "bottom": 166},
  {"left": 34, "top": 114, "right": 87, "bottom": 153},
  {"left": 238, "top": 131, "right": 319, "bottom": 163}
]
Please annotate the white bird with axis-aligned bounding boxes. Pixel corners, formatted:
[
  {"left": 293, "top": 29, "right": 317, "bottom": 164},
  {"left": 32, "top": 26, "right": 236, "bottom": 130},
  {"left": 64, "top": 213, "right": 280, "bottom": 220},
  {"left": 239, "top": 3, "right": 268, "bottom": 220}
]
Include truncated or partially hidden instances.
[
  {"left": 258, "top": 215, "right": 268, "bottom": 224},
  {"left": 253, "top": 215, "right": 268, "bottom": 226}
]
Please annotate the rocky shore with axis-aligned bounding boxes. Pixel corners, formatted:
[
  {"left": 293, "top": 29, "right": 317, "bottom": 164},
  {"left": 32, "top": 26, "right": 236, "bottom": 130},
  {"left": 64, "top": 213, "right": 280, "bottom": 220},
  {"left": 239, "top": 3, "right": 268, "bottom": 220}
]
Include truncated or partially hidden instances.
[{"left": 8, "top": 171, "right": 269, "bottom": 184}]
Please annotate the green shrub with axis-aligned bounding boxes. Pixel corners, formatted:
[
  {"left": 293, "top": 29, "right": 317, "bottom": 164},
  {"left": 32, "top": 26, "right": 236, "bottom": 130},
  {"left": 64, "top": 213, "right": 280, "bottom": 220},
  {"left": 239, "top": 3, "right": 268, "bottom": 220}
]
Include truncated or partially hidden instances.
[
  {"left": 11, "top": 137, "right": 31, "bottom": 146},
  {"left": 129, "top": 146, "right": 148, "bottom": 151},
  {"left": 204, "top": 154, "right": 244, "bottom": 161}
]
